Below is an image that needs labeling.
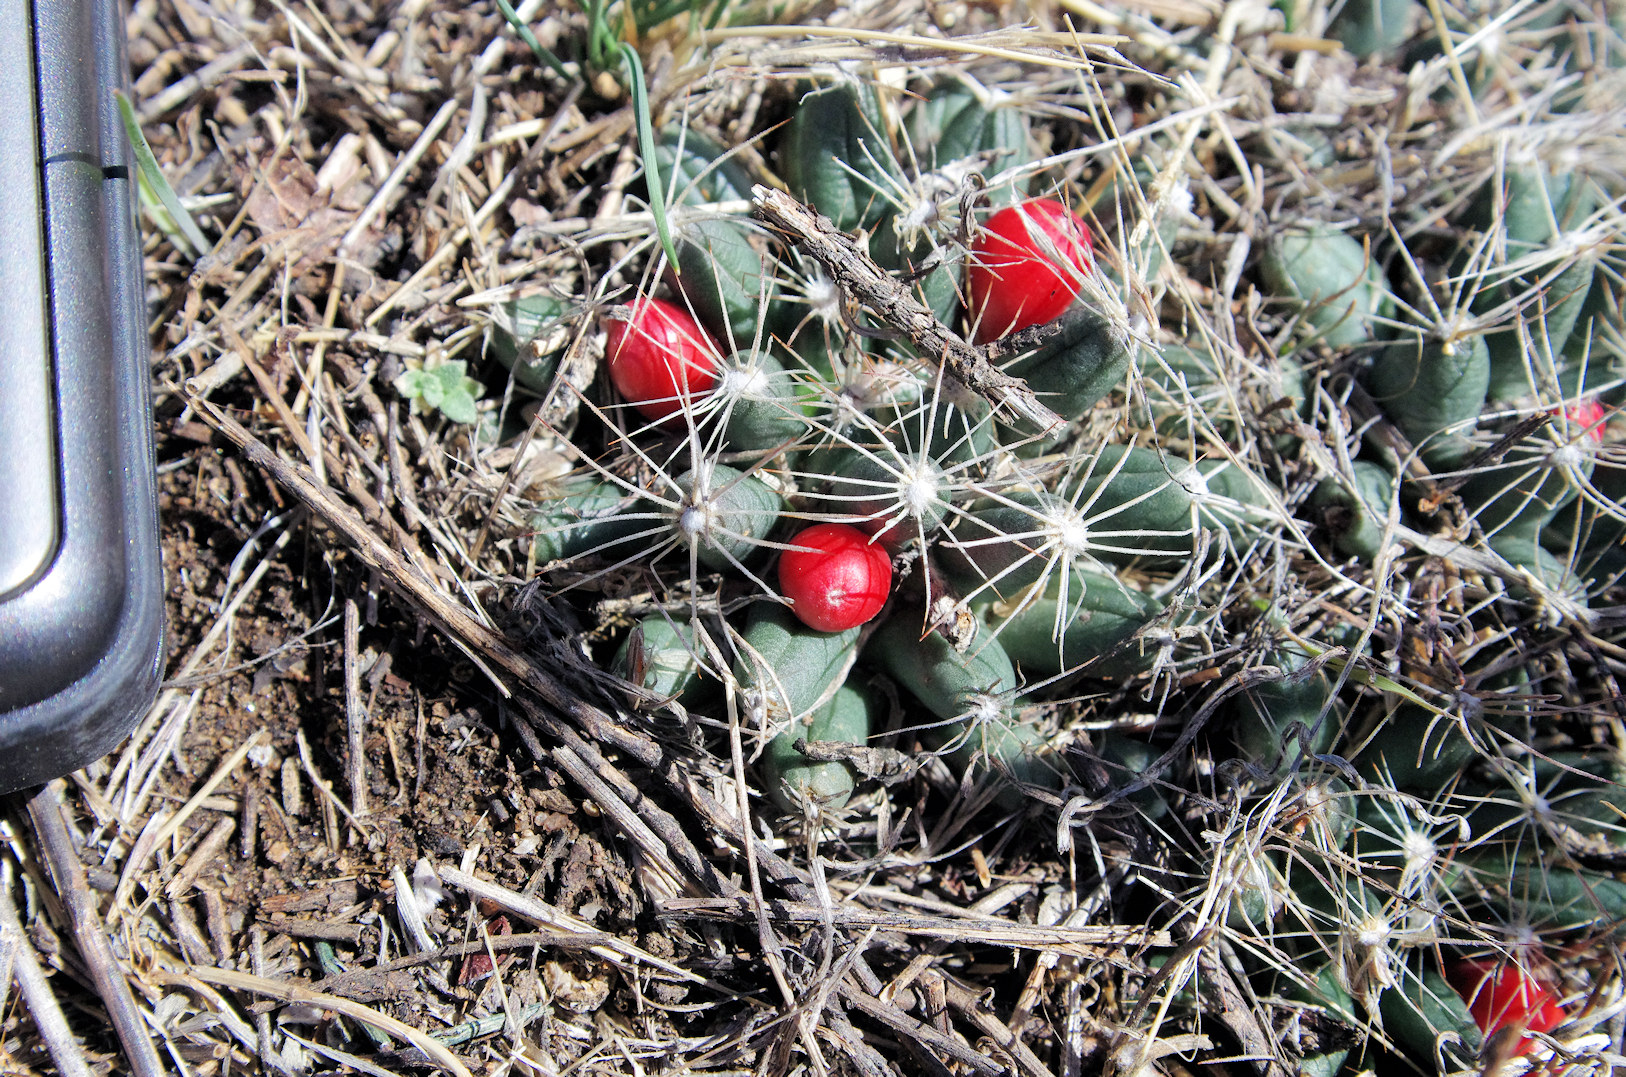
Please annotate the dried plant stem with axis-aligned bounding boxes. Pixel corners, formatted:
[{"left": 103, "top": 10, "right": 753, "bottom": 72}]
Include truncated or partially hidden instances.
[
  {"left": 247, "top": 927, "right": 286, "bottom": 1073},
  {"left": 390, "top": 864, "right": 437, "bottom": 953},
  {"left": 313, "top": 930, "right": 609, "bottom": 995},
  {"left": 0, "top": 874, "right": 94, "bottom": 1077},
  {"left": 752, "top": 185, "right": 1064, "bottom": 432},
  {"left": 941, "top": 974, "right": 1055, "bottom": 1077},
  {"left": 183, "top": 964, "right": 474, "bottom": 1077},
  {"left": 513, "top": 699, "right": 740, "bottom": 899},
  {"left": 27, "top": 783, "right": 168, "bottom": 1077},
  {"left": 164, "top": 815, "right": 236, "bottom": 899},
  {"left": 659, "top": 896, "right": 1167, "bottom": 952},
  {"left": 436, "top": 866, "right": 703, "bottom": 984},
  {"left": 840, "top": 983, "right": 1003, "bottom": 1076},
  {"left": 189, "top": 394, "right": 596, "bottom": 720},
  {"left": 1195, "top": 945, "right": 1292, "bottom": 1077},
  {"left": 549, "top": 746, "right": 685, "bottom": 895},
  {"left": 344, "top": 597, "right": 368, "bottom": 821}
]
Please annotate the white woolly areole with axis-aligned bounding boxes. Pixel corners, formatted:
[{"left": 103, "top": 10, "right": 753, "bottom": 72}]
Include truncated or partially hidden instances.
[
  {"left": 1547, "top": 442, "right": 1587, "bottom": 470},
  {"left": 803, "top": 273, "right": 841, "bottom": 321},
  {"left": 967, "top": 694, "right": 1005, "bottom": 727},
  {"left": 1173, "top": 464, "right": 1210, "bottom": 499},
  {"left": 896, "top": 192, "right": 940, "bottom": 234},
  {"left": 679, "top": 503, "right": 716, "bottom": 543},
  {"left": 1041, "top": 501, "right": 1090, "bottom": 557},
  {"left": 898, "top": 459, "right": 943, "bottom": 517},
  {"left": 719, "top": 364, "right": 769, "bottom": 399},
  {"left": 1401, "top": 828, "right": 1436, "bottom": 867},
  {"left": 1170, "top": 177, "right": 1194, "bottom": 218},
  {"left": 1354, "top": 913, "right": 1392, "bottom": 949}
]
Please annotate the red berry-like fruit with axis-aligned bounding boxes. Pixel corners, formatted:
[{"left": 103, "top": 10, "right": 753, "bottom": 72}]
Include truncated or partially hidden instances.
[
  {"left": 1445, "top": 959, "right": 1567, "bottom": 1056},
  {"left": 966, "top": 198, "right": 1094, "bottom": 345},
  {"left": 1554, "top": 397, "right": 1608, "bottom": 443},
  {"left": 778, "top": 523, "right": 892, "bottom": 632},
  {"left": 604, "top": 296, "right": 721, "bottom": 422}
]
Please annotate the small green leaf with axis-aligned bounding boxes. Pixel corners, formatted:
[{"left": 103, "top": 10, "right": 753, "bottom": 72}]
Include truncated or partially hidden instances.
[
  {"left": 431, "top": 361, "right": 470, "bottom": 393},
  {"left": 394, "top": 362, "right": 483, "bottom": 423},
  {"left": 418, "top": 374, "right": 447, "bottom": 409},
  {"left": 394, "top": 369, "right": 431, "bottom": 400},
  {"left": 438, "top": 388, "right": 480, "bottom": 425}
]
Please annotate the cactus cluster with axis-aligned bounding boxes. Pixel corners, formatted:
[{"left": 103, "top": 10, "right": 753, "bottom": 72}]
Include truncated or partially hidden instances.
[{"left": 468, "top": 13, "right": 1624, "bottom": 1072}]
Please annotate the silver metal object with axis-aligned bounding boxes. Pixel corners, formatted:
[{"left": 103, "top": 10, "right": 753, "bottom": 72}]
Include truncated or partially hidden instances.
[{"left": 0, "top": 0, "right": 163, "bottom": 792}]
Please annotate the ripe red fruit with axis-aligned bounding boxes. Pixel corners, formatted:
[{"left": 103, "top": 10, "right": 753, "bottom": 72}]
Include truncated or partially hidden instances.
[
  {"left": 604, "top": 296, "right": 721, "bottom": 422},
  {"left": 778, "top": 523, "right": 892, "bottom": 632},
  {"left": 1554, "top": 397, "right": 1608, "bottom": 443},
  {"left": 1445, "top": 958, "right": 1567, "bottom": 1056},
  {"left": 966, "top": 198, "right": 1094, "bottom": 345}
]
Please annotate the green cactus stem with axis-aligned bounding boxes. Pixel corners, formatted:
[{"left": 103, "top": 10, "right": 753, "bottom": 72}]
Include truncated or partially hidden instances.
[{"left": 762, "top": 682, "right": 873, "bottom": 812}]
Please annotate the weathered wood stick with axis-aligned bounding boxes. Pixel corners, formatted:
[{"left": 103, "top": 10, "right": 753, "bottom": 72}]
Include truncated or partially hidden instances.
[{"left": 752, "top": 185, "right": 1064, "bottom": 432}]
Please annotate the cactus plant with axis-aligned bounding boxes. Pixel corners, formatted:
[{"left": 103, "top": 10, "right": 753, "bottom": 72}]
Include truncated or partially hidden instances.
[{"left": 489, "top": 39, "right": 1624, "bottom": 1077}]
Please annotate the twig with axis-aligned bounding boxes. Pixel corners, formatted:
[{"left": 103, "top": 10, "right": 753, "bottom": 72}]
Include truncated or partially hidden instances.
[
  {"left": 703, "top": 24, "right": 1123, "bottom": 67},
  {"left": 549, "top": 746, "right": 686, "bottom": 896},
  {"left": 164, "top": 968, "right": 297, "bottom": 1074},
  {"left": 658, "top": 896, "right": 1168, "bottom": 954},
  {"left": 186, "top": 389, "right": 919, "bottom": 1062},
  {"left": 344, "top": 597, "right": 368, "bottom": 822},
  {"left": 389, "top": 864, "right": 437, "bottom": 953},
  {"left": 1195, "top": 945, "right": 1294, "bottom": 1077},
  {"left": 840, "top": 983, "right": 1004, "bottom": 1077},
  {"left": 117, "top": 729, "right": 270, "bottom": 913},
  {"left": 239, "top": 781, "right": 260, "bottom": 861},
  {"left": 0, "top": 872, "right": 94, "bottom": 1077},
  {"left": 222, "top": 321, "right": 320, "bottom": 468},
  {"left": 432, "top": 1002, "right": 547, "bottom": 1046},
  {"left": 136, "top": 42, "right": 261, "bottom": 122},
  {"left": 189, "top": 395, "right": 543, "bottom": 704},
  {"left": 262, "top": 916, "right": 363, "bottom": 943},
  {"left": 279, "top": 1029, "right": 404, "bottom": 1077},
  {"left": 27, "top": 783, "right": 168, "bottom": 1077},
  {"left": 164, "top": 815, "right": 237, "bottom": 899},
  {"left": 105, "top": 518, "right": 291, "bottom": 817},
  {"left": 295, "top": 727, "right": 372, "bottom": 838},
  {"left": 942, "top": 974, "right": 1056, "bottom": 1077},
  {"left": 187, "top": 396, "right": 792, "bottom": 854},
  {"left": 752, "top": 185, "right": 1064, "bottom": 432},
  {"left": 182, "top": 964, "right": 474, "bottom": 1077},
  {"left": 512, "top": 698, "right": 740, "bottom": 900},
  {"left": 169, "top": 899, "right": 215, "bottom": 966},
  {"left": 313, "top": 930, "right": 609, "bottom": 997},
  {"left": 200, "top": 888, "right": 232, "bottom": 962},
  {"left": 386, "top": 400, "right": 426, "bottom": 532},
  {"left": 248, "top": 927, "right": 285, "bottom": 1073},
  {"left": 436, "top": 865, "right": 705, "bottom": 985}
]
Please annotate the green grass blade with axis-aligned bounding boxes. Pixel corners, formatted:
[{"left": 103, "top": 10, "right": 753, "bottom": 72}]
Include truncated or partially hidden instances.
[
  {"left": 618, "top": 43, "right": 678, "bottom": 272},
  {"left": 585, "top": 0, "right": 612, "bottom": 70},
  {"left": 493, "top": 0, "right": 570, "bottom": 78},
  {"left": 115, "top": 90, "right": 210, "bottom": 260}
]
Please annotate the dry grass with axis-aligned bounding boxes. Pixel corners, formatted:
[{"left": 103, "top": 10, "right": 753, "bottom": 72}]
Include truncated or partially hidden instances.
[{"left": 5, "top": 1, "right": 1626, "bottom": 1075}]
